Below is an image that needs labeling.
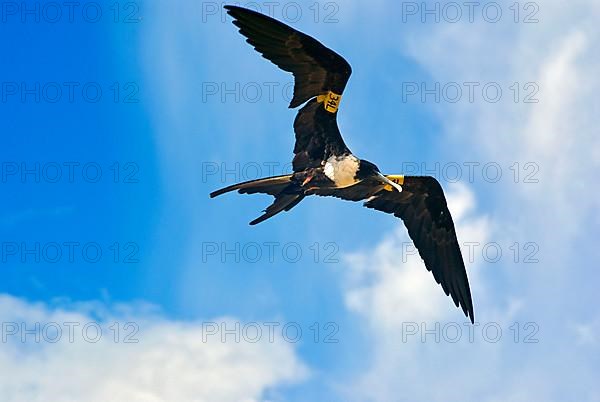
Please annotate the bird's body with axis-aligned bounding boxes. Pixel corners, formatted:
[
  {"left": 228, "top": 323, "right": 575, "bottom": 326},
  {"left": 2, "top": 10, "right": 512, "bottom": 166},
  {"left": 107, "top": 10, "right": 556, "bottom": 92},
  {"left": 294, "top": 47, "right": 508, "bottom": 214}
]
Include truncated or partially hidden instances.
[
  {"left": 323, "top": 154, "right": 360, "bottom": 188},
  {"left": 210, "top": 5, "right": 475, "bottom": 323}
]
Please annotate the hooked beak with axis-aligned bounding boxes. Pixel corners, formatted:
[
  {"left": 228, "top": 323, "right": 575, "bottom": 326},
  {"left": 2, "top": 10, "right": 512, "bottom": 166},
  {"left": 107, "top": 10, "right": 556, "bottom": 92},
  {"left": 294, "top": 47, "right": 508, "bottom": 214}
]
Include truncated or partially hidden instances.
[{"left": 376, "top": 172, "right": 402, "bottom": 192}]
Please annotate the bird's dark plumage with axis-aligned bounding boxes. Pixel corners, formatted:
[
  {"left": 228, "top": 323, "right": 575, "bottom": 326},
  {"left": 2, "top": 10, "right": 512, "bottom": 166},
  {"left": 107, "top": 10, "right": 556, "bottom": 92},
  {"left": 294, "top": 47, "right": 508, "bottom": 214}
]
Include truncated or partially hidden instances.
[
  {"left": 212, "top": 5, "right": 476, "bottom": 323},
  {"left": 224, "top": 5, "right": 352, "bottom": 108},
  {"left": 363, "top": 177, "right": 474, "bottom": 322},
  {"left": 292, "top": 98, "right": 350, "bottom": 171},
  {"left": 307, "top": 175, "right": 474, "bottom": 322},
  {"left": 225, "top": 5, "right": 352, "bottom": 172}
]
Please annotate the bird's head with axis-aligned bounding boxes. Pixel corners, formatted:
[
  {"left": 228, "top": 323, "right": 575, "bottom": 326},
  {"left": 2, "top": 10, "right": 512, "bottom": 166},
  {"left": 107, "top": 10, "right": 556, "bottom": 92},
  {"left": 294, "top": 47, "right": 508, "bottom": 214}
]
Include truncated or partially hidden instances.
[
  {"left": 357, "top": 159, "right": 402, "bottom": 192},
  {"left": 356, "top": 159, "right": 380, "bottom": 179}
]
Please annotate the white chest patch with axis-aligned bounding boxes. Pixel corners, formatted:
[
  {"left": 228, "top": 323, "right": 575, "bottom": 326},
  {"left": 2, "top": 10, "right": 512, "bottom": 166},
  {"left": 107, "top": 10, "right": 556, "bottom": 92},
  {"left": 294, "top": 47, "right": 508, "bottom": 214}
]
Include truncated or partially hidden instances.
[{"left": 324, "top": 154, "right": 360, "bottom": 187}]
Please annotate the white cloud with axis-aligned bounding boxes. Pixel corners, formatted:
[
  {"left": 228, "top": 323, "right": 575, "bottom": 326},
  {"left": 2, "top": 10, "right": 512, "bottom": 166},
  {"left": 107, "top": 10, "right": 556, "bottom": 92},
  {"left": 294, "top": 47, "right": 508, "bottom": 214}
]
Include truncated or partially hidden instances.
[{"left": 0, "top": 294, "right": 308, "bottom": 402}]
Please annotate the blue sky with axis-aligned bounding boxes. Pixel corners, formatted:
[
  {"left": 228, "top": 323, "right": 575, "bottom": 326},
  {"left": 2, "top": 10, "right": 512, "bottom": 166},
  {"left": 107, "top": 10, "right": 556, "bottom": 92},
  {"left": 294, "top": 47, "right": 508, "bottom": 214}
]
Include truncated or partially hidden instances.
[{"left": 1, "top": 1, "right": 599, "bottom": 401}]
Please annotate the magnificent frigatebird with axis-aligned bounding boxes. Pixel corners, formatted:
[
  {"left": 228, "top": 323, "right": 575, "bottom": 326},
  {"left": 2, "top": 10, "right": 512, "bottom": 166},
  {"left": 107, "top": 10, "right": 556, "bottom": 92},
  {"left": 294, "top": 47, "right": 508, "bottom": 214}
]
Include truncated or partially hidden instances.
[{"left": 211, "top": 5, "right": 475, "bottom": 323}]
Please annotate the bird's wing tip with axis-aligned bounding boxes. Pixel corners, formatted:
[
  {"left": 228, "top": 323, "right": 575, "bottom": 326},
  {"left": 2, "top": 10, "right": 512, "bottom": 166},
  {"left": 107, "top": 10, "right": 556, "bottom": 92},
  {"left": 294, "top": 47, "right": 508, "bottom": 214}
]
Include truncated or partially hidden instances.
[{"left": 466, "top": 308, "right": 475, "bottom": 324}]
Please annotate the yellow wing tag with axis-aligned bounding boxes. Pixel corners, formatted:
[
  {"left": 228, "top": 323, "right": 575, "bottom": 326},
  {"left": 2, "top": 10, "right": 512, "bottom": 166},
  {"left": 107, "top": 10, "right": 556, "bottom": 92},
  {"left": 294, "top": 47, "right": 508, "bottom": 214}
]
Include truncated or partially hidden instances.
[
  {"left": 383, "top": 175, "right": 405, "bottom": 192},
  {"left": 317, "top": 91, "right": 342, "bottom": 113}
]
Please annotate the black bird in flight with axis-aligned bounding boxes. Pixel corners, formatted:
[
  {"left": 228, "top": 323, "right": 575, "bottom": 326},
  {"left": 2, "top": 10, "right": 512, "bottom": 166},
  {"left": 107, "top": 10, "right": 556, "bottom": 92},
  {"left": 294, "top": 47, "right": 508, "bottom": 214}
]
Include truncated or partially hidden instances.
[{"left": 211, "top": 5, "right": 475, "bottom": 323}]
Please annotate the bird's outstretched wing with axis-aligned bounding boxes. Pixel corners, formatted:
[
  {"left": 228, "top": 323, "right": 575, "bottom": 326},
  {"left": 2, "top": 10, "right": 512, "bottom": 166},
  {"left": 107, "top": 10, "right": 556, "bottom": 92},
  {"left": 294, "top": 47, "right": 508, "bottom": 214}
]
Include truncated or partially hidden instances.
[
  {"left": 225, "top": 5, "right": 353, "bottom": 171},
  {"left": 363, "top": 176, "right": 474, "bottom": 322},
  {"left": 312, "top": 175, "right": 474, "bottom": 322}
]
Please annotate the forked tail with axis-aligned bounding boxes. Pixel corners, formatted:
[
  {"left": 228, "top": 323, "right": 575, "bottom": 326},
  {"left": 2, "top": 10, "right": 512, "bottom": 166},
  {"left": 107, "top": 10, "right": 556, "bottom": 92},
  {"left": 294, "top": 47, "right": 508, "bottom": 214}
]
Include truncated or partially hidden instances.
[{"left": 210, "top": 174, "right": 304, "bottom": 225}]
